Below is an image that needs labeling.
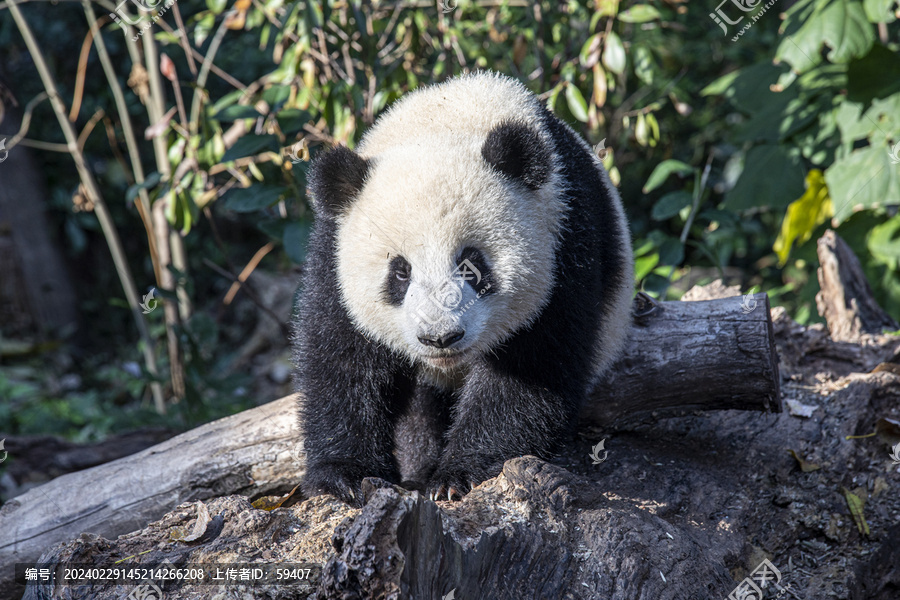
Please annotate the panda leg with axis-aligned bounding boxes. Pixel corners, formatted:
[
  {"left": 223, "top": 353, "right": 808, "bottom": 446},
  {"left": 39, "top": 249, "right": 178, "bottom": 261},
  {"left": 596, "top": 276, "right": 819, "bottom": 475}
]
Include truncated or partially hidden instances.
[
  {"left": 299, "top": 353, "right": 413, "bottom": 506},
  {"left": 394, "top": 381, "right": 453, "bottom": 489},
  {"left": 427, "top": 352, "right": 586, "bottom": 501}
]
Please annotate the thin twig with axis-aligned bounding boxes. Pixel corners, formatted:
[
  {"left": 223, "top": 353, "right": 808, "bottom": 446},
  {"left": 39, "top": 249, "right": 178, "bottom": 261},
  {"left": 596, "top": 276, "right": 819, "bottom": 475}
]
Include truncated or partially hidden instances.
[
  {"left": 82, "top": 0, "right": 162, "bottom": 291},
  {"left": 155, "top": 19, "right": 245, "bottom": 90},
  {"left": 224, "top": 242, "right": 276, "bottom": 305},
  {"left": 6, "top": 91, "right": 49, "bottom": 149},
  {"left": 13, "top": 139, "right": 70, "bottom": 152},
  {"left": 170, "top": 3, "right": 197, "bottom": 76},
  {"left": 76, "top": 108, "right": 105, "bottom": 151}
]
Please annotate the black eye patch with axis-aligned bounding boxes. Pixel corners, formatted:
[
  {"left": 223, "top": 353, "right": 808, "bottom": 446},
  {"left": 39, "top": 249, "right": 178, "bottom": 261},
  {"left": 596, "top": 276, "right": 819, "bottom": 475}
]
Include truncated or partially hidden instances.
[
  {"left": 456, "top": 247, "right": 496, "bottom": 296},
  {"left": 384, "top": 255, "right": 411, "bottom": 305}
]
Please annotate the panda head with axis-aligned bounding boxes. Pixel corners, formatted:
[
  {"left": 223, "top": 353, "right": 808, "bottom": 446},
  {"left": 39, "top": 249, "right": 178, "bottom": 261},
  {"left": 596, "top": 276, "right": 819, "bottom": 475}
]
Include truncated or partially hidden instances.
[{"left": 308, "top": 121, "right": 563, "bottom": 371}]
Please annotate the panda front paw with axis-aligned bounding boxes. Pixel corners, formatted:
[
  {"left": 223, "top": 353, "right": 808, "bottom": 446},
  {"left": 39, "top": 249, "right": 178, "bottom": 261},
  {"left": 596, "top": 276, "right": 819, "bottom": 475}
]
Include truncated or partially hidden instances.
[
  {"left": 427, "top": 462, "right": 488, "bottom": 502},
  {"left": 303, "top": 461, "right": 394, "bottom": 507}
]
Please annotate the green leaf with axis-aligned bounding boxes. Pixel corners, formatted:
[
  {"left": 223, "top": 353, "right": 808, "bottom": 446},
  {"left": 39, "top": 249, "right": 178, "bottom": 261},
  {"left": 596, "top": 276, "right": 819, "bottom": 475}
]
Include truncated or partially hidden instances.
[
  {"left": 580, "top": 33, "right": 601, "bottom": 66},
  {"left": 221, "top": 135, "right": 280, "bottom": 163},
  {"left": 868, "top": 215, "right": 900, "bottom": 267},
  {"left": 657, "top": 237, "right": 684, "bottom": 266},
  {"left": 602, "top": 32, "right": 626, "bottom": 76},
  {"left": 724, "top": 146, "right": 806, "bottom": 210},
  {"left": 263, "top": 85, "right": 292, "bottom": 111},
  {"left": 125, "top": 172, "right": 161, "bottom": 203},
  {"left": 565, "top": 84, "right": 589, "bottom": 122},
  {"left": 826, "top": 144, "right": 900, "bottom": 223},
  {"left": 214, "top": 105, "right": 262, "bottom": 121},
  {"left": 634, "top": 252, "right": 659, "bottom": 282},
  {"left": 773, "top": 169, "right": 833, "bottom": 265},
  {"left": 652, "top": 191, "right": 693, "bottom": 221},
  {"left": 206, "top": 0, "right": 227, "bottom": 14},
  {"left": 775, "top": 0, "right": 875, "bottom": 74},
  {"left": 283, "top": 221, "right": 312, "bottom": 264},
  {"left": 863, "top": 0, "right": 897, "bottom": 23},
  {"left": 618, "top": 4, "right": 661, "bottom": 23},
  {"left": 632, "top": 45, "right": 655, "bottom": 85},
  {"left": 276, "top": 109, "right": 312, "bottom": 135},
  {"left": 643, "top": 160, "right": 696, "bottom": 193},
  {"left": 847, "top": 44, "right": 900, "bottom": 103},
  {"left": 842, "top": 486, "right": 870, "bottom": 536},
  {"left": 222, "top": 186, "right": 288, "bottom": 212}
]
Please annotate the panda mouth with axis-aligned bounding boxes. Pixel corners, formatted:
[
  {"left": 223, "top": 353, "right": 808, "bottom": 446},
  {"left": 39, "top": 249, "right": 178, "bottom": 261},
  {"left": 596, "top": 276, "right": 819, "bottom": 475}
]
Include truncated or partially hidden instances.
[{"left": 424, "top": 351, "right": 469, "bottom": 368}]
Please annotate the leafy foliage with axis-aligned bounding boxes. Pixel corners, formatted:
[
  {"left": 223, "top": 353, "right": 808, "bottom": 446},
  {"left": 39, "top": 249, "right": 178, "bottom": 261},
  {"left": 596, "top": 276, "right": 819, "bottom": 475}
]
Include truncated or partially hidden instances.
[{"left": 1, "top": 0, "right": 898, "bottom": 439}]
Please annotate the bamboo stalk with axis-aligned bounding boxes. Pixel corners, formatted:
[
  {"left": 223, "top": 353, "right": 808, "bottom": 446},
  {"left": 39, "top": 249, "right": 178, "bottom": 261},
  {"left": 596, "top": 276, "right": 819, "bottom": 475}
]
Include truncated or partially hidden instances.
[{"left": 7, "top": 0, "right": 166, "bottom": 413}]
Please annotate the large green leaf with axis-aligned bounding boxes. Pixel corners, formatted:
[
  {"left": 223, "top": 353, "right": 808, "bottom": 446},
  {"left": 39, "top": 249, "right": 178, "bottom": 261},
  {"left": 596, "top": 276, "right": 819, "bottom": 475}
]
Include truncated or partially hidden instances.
[
  {"left": 826, "top": 144, "right": 900, "bottom": 223},
  {"left": 847, "top": 44, "right": 900, "bottom": 103},
  {"left": 651, "top": 191, "right": 693, "bottom": 221},
  {"left": 724, "top": 146, "right": 806, "bottom": 210},
  {"left": 775, "top": 0, "right": 875, "bottom": 74},
  {"left": 222, "top": 186, "right": 288, "bottom": 213},
  {"left": 867, "top": 214, "right": 900, "bottom": 267},
  {"left": 862, "top": 0, "right": 898, "bottom": 23},
  {"left": 643, "top": 160, "right": 695, "bottom": 193}
]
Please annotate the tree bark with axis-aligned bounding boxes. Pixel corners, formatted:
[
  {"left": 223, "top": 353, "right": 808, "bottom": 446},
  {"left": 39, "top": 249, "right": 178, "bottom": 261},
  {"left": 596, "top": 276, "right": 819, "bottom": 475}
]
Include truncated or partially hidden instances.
[
  {"left": 0, "top": 293, "right": 781, "bottom": 598},
  {"left": 587, "top": 291, "right": 781, "bottom": 427},
  {"left": 816, "top": 229, "right": 898, "bottom": 342}
]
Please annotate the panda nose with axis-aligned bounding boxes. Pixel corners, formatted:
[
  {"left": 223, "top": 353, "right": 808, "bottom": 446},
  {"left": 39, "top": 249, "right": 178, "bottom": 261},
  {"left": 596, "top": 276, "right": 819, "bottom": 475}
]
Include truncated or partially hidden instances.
[{"left": 418, "top": 330, "right": 465, "bottom": 349}]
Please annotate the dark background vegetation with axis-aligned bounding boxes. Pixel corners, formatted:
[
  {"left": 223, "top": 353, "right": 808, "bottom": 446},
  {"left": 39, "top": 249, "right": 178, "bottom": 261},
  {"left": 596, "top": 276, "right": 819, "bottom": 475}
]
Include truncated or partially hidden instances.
[{"left": 0, "top": 0, "right": 898, "bottom": 448}]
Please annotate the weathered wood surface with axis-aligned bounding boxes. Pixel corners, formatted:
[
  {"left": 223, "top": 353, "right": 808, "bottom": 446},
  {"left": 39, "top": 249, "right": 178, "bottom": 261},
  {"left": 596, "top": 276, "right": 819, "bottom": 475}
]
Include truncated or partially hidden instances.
[
  {"left": 588, "top": 291, "right": 781, "bottom": 427},
  {"left": 816, "top": 229, "right": 898, "bottom": 342},
  {"left": 0, "top": 292, "right": 781, "bottom": 599},
  {"left": 0, "top": 396, "right": 303, "bottom": 599}
]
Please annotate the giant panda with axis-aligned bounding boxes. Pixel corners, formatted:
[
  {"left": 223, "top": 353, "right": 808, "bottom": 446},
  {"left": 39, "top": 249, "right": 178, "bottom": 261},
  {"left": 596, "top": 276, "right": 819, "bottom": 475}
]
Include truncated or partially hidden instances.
[{"left": 293, "top": 71, "right": 633, "bottom": 504}]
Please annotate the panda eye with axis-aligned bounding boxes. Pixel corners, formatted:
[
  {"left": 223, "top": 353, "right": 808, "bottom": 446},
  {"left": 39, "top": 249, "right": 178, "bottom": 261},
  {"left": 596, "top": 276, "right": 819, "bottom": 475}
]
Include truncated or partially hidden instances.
[
  {"left": 384, "top": 256, "right": 412, "bottom": 306},
  {"left": 390, "top": 256, "right": 411, "bottom": 281}
]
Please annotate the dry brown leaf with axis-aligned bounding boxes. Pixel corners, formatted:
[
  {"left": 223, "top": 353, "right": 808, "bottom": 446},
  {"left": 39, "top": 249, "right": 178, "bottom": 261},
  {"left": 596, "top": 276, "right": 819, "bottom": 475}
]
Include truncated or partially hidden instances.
[{"left": 787, "top": 449, "right": 820, "bottom": 472}]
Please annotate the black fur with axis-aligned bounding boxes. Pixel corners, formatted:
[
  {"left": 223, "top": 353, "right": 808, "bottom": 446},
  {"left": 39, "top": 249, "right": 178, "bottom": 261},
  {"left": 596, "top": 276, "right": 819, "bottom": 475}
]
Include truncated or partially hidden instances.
[
  {"left": 481, "top": 121, "right": 552, "bottom": 190},
  {"left": 295, "top": 103, "right": 630, "bottom": 505},
  {"left": 383, "top": 256, "right": 411, "bottom": 306},
  {"left": 307, "top": 146, "right": 369, "bottom": 217}
]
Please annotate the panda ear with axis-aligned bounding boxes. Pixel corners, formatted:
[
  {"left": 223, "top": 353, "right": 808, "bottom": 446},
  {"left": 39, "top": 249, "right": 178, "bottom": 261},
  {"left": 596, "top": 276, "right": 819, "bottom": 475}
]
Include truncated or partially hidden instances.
[
  {"left": 481, "top": 121, "right": 552, "bottom": 190},
  {"left": 307, "top": 146, "right": 369, "bottom": 216}
]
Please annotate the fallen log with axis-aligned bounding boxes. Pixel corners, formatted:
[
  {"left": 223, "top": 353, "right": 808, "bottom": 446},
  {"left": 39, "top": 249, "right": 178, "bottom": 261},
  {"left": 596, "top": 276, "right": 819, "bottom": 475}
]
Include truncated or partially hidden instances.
[{"left": 0, "top": 291, "right": 781, "bottom": 599}]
